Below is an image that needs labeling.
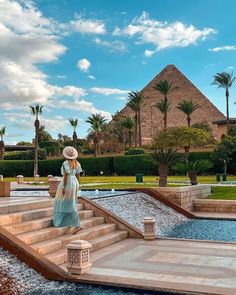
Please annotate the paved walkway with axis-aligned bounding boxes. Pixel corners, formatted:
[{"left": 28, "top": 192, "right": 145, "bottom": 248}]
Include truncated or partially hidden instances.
[{"left": 75, "top": 238, "right": 236, "bottom": 295}]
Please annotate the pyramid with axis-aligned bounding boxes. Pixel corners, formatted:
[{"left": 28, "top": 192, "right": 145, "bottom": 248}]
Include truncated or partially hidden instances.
[{"left": 117, "top": 64, "right": 225, "bottom": 143}]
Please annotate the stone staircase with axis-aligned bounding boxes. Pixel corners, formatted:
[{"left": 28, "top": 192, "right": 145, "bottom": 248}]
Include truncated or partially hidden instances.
[{"left": 0, "top": 198, "right": 128, "bottom": 267}]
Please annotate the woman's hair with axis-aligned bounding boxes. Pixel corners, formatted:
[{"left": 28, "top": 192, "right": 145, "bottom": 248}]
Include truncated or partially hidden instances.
[{"left": 68, "top": 159, "right": 79, "bottom": 170}]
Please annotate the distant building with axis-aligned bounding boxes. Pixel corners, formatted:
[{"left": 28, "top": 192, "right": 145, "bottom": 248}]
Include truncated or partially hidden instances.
[
  {"left": 116, "top": 64, "right": 226, "bottom": 144},
  {"left": 213, "top": 118, "right": 236, "bottom": 139}
]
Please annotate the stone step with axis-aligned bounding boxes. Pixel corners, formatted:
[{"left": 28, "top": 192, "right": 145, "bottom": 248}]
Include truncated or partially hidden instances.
[
  {"left": 16, "top": 215, "right": 100, "bottom": 244},
  {"left": 0, "top": 204, "right": 84, "bottom": 226},
  {"left": 33, "top": 222, "right": 115, "bottom": 255},
  {"left": 0, "top": 199, "right": 55, "bottom": 214},
  {"left": 47, "top": 230, "right": 128, "bottom": 265}
]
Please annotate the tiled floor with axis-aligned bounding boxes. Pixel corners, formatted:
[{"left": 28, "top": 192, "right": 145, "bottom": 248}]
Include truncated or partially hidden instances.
[{"left": 77, "top": 238, "right": 236, "bottom": 295}]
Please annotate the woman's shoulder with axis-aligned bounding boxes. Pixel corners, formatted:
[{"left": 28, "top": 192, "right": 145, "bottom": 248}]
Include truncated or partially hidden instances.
[
  {"left": 77, "top": 161, "right": 81, "bottom": 167},
  {"left": 62, "top": 160, "right": 68, "bottom": 166}
]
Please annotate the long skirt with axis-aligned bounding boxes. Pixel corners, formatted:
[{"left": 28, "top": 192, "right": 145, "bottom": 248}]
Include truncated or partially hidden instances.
[{"left": 53, "top": 176, "right": 80, "bottom": 227}]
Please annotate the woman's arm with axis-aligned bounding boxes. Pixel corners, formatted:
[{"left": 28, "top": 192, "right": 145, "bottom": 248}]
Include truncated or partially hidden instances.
[
  {"left": 62, "top": 173, "right": 68, "bottom": 195},
  {"left": 76, "top": 173, "right": 80, "bottom": 182}
]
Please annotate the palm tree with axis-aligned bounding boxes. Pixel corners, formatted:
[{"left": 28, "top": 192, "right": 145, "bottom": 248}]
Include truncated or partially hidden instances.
[
  {"left": 121, "top": 117, "right": 135, "bottom": 148},
  {"left": 212, "top": 72, "right": 236, "bottom": 133},
  {"left": 0, "top": 126, "right": 6, "bottom": 160},
  {"left": 152, "top": 149, "right": 182, "bottom": 187},
  {"left": 29, "top": 104, "right": 43, "bottom": 176},
  {"left": 153, "top": 80, "right": 176, "bottom": 130},
  {"left": 69, "top": 118, "right": 78, "bottom": 148},
  {"left": 127, "top": 91, "right": 145, "bottom": 147},
  {"left": 86, "top": 113, "right": 107, "bottom": 157},
  {"left": 177, "top": 99, "right": 200, "bottom": 127},
  {"left": 154, "top": 99, "right": 172, "bottom": 130}
]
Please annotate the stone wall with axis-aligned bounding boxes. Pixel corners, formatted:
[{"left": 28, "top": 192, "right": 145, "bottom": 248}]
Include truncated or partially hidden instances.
[
  {"left": 155, "top": 185, "right": 211, "bottom": 211},
  {"left": 194, "top": 199, "right": 236, "bottom": 213}
]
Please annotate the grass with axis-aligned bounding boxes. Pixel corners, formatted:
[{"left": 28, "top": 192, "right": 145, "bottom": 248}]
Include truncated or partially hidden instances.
[{"left": 208, "top": 187, "right": 236, "bottom": 200}]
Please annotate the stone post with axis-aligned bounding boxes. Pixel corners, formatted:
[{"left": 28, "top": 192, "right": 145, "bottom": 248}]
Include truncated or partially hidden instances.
[
  {"left": 143, "top": 217, "right": 156, "bottom": 240},
  {"left": 0, "top": 181, "right": 10, "bottom": 197},
  {"left": 48, "top": 177, "right": 61, "bottom": 197},
  {"left": 47, "top": 175, "right": 53, "bottom": 182},
  {"left": 34, "top": 174, "right": 40, "bottom": 183},
  {"left": 67, "top": 240, "right": 92, "bottom": 275},
  {"left": 16, "top": 175, "right": 24, "bottom": 184},
  {"left": 0, "top": 175, "right": 3, "bottom": 182}
]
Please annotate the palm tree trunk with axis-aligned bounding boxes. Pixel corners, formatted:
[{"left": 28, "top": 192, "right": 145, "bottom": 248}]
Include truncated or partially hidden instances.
[
  {"left": 129, "top": 130, "right": 132, "bottom": 148},
  {"left": 134, "top": 113, "right": 138, "bottom": 147},
  {"left": 226, "top": 89, "right": 230, "bottom": 133},
  {"left": 73, "top": 131, "right": 77, "bottom": 148},
  {"left": 188, "top": 171, "right": 198, "bottom": 185},
  {"left": 164, "top": 95, "right": 168, "bottom": 131},
  {"left": 34, "top": 119, "right": 39, "bottom": 176},
  {"left": 138, "top": 109, "right": 142, "bottom": 147},
  {"left": 187, "top": 115, "right": 191, "bottom": 127},
  {"left": 0, "top": 140, "right": 4, "bottom": 160},
  {"left": 158, "top": 165, "right": 168, "bottom": 187},
  {"left": 183, "top": 145, "right": 190, "bottom": 163}
]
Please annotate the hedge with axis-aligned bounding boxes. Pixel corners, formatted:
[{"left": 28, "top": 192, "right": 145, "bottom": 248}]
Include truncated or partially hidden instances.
[
  {"left": 4, "top": 149, "right": 47, "bottom": 160},
  {"left": 0, "top": 151, "right": 217, "bottom": 177}
]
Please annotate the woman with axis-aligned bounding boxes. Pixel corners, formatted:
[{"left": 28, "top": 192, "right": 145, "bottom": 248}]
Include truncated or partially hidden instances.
[{"left": 53, "top": 146, "right": 83, "bottom": 234}]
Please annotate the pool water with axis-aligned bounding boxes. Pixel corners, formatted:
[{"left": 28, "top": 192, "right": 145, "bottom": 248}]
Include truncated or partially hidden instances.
[{"left": 165, "top": 218, "right": 236, "bottom": 242}]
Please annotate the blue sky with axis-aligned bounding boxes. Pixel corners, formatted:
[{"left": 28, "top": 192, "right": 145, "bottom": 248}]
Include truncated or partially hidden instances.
[{"left": 1, "top": 0, "right": 236, "bottom": 144}]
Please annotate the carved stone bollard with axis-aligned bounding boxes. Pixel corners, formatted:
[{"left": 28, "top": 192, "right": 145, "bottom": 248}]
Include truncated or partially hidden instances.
[
  {"left": 34, "top": 174, "right": 40, "bottom": 183},
  {"left": 47, "top": 175, "right": 53, "bottom": 182},
  {"left": 143, "top": 217, "right": 156, "bottom": 240},
  {"left": 0, "top": 175, "right": 3, "bottom": 182},
  {"left": 48, "top": 177, "right": 61, "bottom": 197},
  {"left": 16, "top": 175, "right": 24, "bottom": 184},
  {"left": 67, "top": 240, "right": 92, "bottom": 275}
]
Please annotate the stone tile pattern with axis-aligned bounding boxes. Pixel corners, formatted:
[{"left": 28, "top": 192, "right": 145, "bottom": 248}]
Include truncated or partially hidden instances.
[
  {"left": 194, "top": 199, "right": 236, "bottom": 213},
  {"left": 156, "top": 185, "right": 211, "bottom": 211},
  {"left": 115, "top": 64, "right": 225, "bottom": 143}
]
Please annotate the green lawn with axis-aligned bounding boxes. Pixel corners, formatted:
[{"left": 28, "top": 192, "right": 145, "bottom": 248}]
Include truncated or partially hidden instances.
[{"left": 208, "top": 187, "right": 236, "bottom": 200}]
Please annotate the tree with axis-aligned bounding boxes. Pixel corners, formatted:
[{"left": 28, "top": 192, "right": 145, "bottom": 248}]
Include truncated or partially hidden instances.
[
  {"left": 155, "top": 127, "right": 211, "bottom": 162},
  {"left": 212, "top": 72, "right": 236, "bottom": 133},
  {"left": 38, "top": 125, "right": 53, "bottom": 142},
  {"left": 0, "top": 126, "right": 6, "bottom": 160},
  {"left": 17, "top": 141, "right": 33, "bottom": 146},
  {"left": 121, "top": 117, "right": 135, "bottom": 148},
  {"left": 152, "top": 149, "right": 182, "bottom": 187},
  {"left": 174, "top": 160, "right": 213, "bottom": 185},
  {"left": 29, "top": 103, "right": 43, "bottom": 176},
  {"left": 153, "top": 80, "right": 177, "bottom": 130},
  {"left": 192, "top": 122, "right": 213, "bottom": 134},
  {"left": 69, "top": 118, "right": 78, "bottom": 148},
  {"left": 228, "top": 126, "right": 236, "bottom": 137},
  {"left": 177, "top": 99, "right": 200, "bottom": 127},
  {"left": 154, "top": 99, "right": 172, "bottom": 130},
  {"left": 86, "top": 113, "right": 107, "bottom": 157},
  {"left": 127, "top": 91, "right": 145, "bottom": 147}
]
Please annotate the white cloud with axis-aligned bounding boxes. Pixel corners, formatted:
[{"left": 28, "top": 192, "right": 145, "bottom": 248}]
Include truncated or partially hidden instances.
[
  {"left": 94, "top": 38, "right": 128, "bottom": 53},
  {"left": 209, "top": 45, "right": 236, "bottom": 52},
  {"left": 115, "top": 96, "right": 126, "bottom": 101},
  {"left": 88, "top": 75, "right": 96, "bottom": 80},
  {"left": 70, "top": 15, "right": 106, "bottom": 34},
  {"left": 90, "top": 87, "right": 130, "bottom": 96},
  {"left": 56, "top": 75, "right": 66, "bottom": 79},
  {"left": 77, "top": 58, "right": 91, "bottom": 72},
  {"left": 113, "top": 11, "right": 216, "bottom": 53},
  {"left": 144, "top": 49, "right": 155, "bottom": 57}
]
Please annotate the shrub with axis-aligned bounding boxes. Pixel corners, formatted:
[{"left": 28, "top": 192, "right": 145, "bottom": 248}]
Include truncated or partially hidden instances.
[
  {"left": 4, "top": 149, "right": 47, "bottom": 160},
  {"left": 0, "top": 160, "right": 34, "bottom": 177},
  {"left": 39, "top": 141, "right": 61, "bottom": 156},
  {"left": 113, "top": 154, "right": 156, "bottom": 175},
  {"left": 79, "top": 157, "right": 114, "bottom": 175},
  {"left": 124, "top": 148, "right": 146, "bottom": 155}
]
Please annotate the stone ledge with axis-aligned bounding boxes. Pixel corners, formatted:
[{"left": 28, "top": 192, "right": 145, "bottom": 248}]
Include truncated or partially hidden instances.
[{"left": 194, "top": 199, "right": 236, "bottom": 213}]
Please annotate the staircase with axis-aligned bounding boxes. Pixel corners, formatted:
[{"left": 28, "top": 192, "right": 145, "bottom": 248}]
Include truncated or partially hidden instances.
[{"left": 0, "top": 198, "right": 128, "bottom": 267}]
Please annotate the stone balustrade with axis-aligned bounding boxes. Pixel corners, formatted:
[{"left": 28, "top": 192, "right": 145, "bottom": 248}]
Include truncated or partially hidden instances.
[
  {"left": 48, "top": 177, "right": 61, "bottom": 197},
  {"left": 0, "top": 181, "right": 10, "bottom": 197},
  {"left": 156, "top": 185, "right": 211, "bottom": 211},
  {"left": 16, "top": 175, "right": 24, "bottom": 184},
  {"left": 194, "top": 199, "right": 236, "bottom": 213},
  {"left": 143, "top": 217, "right": 156, "bottom": 240}
]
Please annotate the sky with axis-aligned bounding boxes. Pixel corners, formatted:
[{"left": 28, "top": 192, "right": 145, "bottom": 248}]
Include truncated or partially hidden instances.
[{"left": 1, "top": 0, "right": 236, "bottom": 144}]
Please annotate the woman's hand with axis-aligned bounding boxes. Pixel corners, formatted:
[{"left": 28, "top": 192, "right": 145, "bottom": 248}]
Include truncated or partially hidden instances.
[{"left": 62, "top": 188, "right": 65, "bottom": 195}]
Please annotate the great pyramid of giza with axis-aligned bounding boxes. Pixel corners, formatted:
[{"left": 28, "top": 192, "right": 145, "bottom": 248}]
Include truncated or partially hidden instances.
[{"left": 118, "top": 64, "right": 225, "bottom": 143}]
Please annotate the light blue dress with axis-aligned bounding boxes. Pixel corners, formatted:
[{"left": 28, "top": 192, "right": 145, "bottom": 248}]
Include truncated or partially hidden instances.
[{"left": 53, "top": 160, "right": 82, "bottom": 227}]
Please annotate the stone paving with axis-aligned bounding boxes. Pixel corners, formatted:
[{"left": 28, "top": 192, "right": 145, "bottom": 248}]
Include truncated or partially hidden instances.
[{"left": 76, "top": 238, "right": 236, "bottom": 295}]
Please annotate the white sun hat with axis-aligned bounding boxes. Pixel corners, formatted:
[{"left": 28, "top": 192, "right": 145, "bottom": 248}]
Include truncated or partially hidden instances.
[{"left": 62, "top": 146, "right": 78, "bottom": 160}]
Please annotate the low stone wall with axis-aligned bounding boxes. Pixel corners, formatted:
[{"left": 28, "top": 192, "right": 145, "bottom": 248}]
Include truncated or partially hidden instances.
[
  {"left": 194, "top": 199, "right": 236, "bottom": 213},
  {"left": 155, "top": 185, "right": 211, "bottom": 211}
]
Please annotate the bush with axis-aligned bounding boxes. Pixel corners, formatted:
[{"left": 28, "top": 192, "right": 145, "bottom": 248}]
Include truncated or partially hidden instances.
[
  {"left": 124, "top": 148, "right": 146, "bottom": 155},
  {"left": 39, "top": 141, "right": 61, "bottom": 156},
  {"left": 79, "top": 157, "right": 114, "bottom": 175},
  {"left": 4, "top": 149, "right": 47, "bottom": 160},
  {"left": 113, "top": 154, "right": 156, "bottom": 175},
  {"left": 0, "top": 160, "right": 34, "bottom": 177}
]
